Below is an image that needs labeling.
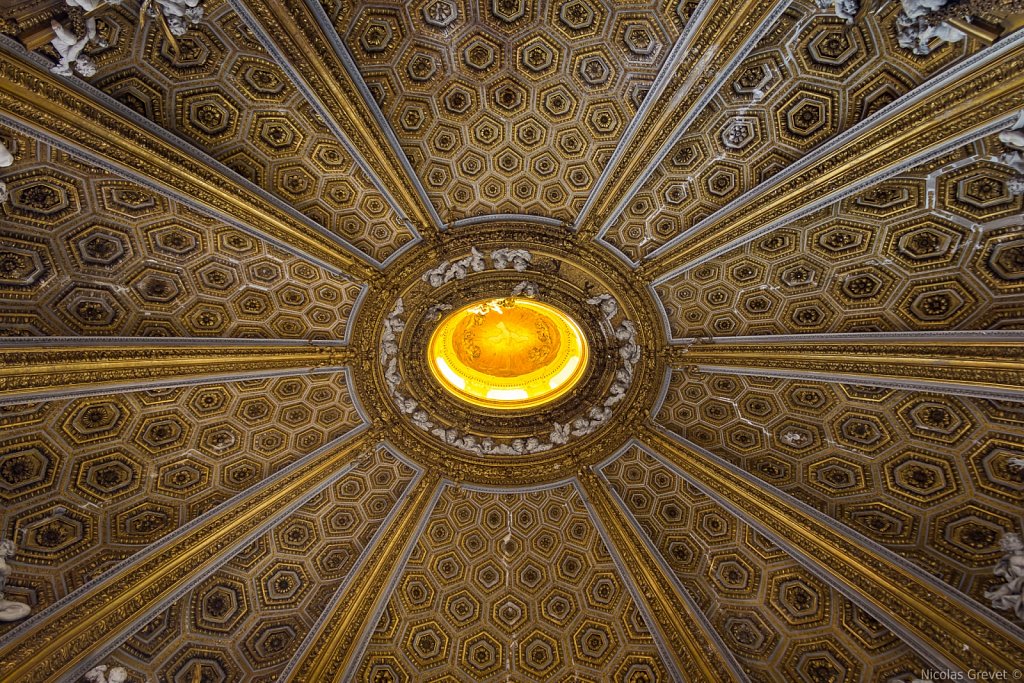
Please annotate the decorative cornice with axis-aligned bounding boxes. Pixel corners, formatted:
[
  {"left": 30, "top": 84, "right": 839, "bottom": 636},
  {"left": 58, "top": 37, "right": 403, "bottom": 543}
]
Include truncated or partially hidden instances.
[
  {"left": 576, "top": 0, "right": 792, "bottom": 237},
  {"left": 231, "top": 0, "right": 443, "bottom": 238},
  {"left": 287, "top": 471, "right": 444, "bottom": 681},
  {"left": 644, "top": 31, "right": 1024, "bottom": 281},
  {"left": 640, "top": 425, "right": 1024, "bottom": 675},
  {"left": 0, "top": 341, "right": 352, "bottom": 405},
  {"left": 0, "top": 428, "right": 373, "bottom": 683},
  {"left": 576, "top": 468, "right": 747, "bottom": 683},
  {"left": 665, "top": 337, "right": 1024, "bottom": 401},
  {"left": 0, "top": 36, "right": 374, "bottom": 279},
  {"left": 448, "top": 213, "right": 567, "bottom": 230}
]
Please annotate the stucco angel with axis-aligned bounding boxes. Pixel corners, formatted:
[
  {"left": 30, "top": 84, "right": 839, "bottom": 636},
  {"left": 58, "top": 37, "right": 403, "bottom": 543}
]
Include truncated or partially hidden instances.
[
  {"left": 984, "top": 533, "right": 1024, "bottom": 620},
  {"left": 0, "top": 539, "right": 30, "bottom": 622},
  {"left": 50, "top": 17, "right": 100, "bottom": 77},
  {"left": 149, "top": 0, "right": 204, "bottom": 36},
  {"left": 84, "top": 665, "right": 128, "bottom": 683},
  {"left": 0, "top": 139, "right": 12, "bottom": 204},
  {"left": 64, "top": 0, "right": 123, "bottom": 10},
  {"left": 895, "top": 13, "right": 964, "bottom": 55},
  {"left": 815, "top": 0, "right": 859, "bottom": 23}
]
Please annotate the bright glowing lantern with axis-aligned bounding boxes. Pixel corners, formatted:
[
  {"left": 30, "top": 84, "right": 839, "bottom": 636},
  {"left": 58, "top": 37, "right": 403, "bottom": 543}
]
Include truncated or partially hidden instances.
[{"left": 427, "top": 298, "right": 589, "bottom": 410}]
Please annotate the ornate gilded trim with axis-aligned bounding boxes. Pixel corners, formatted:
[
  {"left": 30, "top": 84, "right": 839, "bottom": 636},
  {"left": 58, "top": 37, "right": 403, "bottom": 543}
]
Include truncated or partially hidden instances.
[
  {"left": 0, "top": 341, "right": 352, "bottom": 405},
  {"left": 666, "top": 338, "right": 1024, "bottom": 400},
  {"left": 0, "top": 428, "right": 373, "bottom": 682},
  {"left": 640, "top": 425, "right": 1024, "bottom": 674},
  {"left": 0, "top": 36, "right": 374, "bottom": 279},
  {"left": 231, "top": 0, "right": 442, "bottom": 238},
  {"left": 577, "top": 468, "right": 746, "bottom": 682},
  {"left": 286, "top": 471, "right": 444, "bottom": 681},
  {"left": 645, "top": 31, "right": 1024, "bottom": 280},
  {"left": 577, "top": 0, "right": 792, "bottom": 237}
]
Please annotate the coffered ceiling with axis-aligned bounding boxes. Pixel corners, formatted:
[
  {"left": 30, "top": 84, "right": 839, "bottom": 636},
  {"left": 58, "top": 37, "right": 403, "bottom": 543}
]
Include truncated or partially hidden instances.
[{"left": 0, "top": 0, "right": 1023, "bottom": 681}]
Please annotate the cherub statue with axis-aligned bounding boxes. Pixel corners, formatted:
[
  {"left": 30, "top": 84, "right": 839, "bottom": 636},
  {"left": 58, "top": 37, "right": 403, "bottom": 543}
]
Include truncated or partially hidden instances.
[
  {"left": 984, "top": 532, "right": 1024, "bottom": 620},
  {"left": 816, "top": 0, "right": 860, "bottom": 23},
  {"left": 0, "top": 539, "right": 31, "bottom": 622},
  {"left": 900, "top": 0, "right": 949, "bottom": 19},
  {"left": 998, "top": 112, "right": 1024, "bottom": 194},
  {"left": 64, "top": 0, "right": 123, "bottom": 10},
  {"left": 490, "top": 248, "right": 532, "bottom": 272},
  {"left": 999, "top": 111, "right": 1024, "bottom": 152},
  {"left": 0, "top": 138, "right": 12, "bottom": 204},
  {"left": 49, "top": 17, "right": 99, "bottom": 77},
  {"left": 84, "top": 665, "right": 128, "bottom": 683},
  {"left": 895, "top": 12, "right": 965, "bottom": 55},
  {"left": 149, "top": 0, "right": 204, "bottom": 37}
]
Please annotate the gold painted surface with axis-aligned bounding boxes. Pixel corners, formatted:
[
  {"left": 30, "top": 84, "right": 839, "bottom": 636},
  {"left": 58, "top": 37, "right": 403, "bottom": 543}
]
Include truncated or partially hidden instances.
[
  {"left": 655, "top": 135, "right": 1024, "bottom": 338},
  {"left": 0, "top": 44, "right": 376, "bottom": 277},
  {"left": 0, "top": 372, "right": 363, "bottom": 622},
  {"left": 641, "top": 424, "right": 1024, "bottom": 674},
  {"left": 104, "top": 447, "right": 416, "bottom": 681},
  {"left": 641, "top": 33, "right": 1024, "bottom": 279},
  {"left": 0, "top": 431, "right": 374, "bottom": 683},
  {"left": 324, "top": 0, "right": 688, "bottom": 223},
  {"left": 578, "top": 467, "right": 741, "bottom": 681},
  {"left": 428, "top": 298, "right": 588, "bottom": 409},
  {"left": 656, "top": 370, "right": 1024, "bottom": 610},
  {"left": 0, "top": 343, "right": 351, "bottom": 403},
  {"left": 354, "top": 485, "right": 671, "bottom": 681},
  {"left": 0, "top": 2, "right": 1023, "bottom": 681},
  {"left": 666, "top": 339, "right": 1024, "bottom": 397},
  {"left": 604, "top": 0, "right": 975, "bottom": 261},
  {"left": 602, "top": 446, "right": 928, "bottom": 681}
]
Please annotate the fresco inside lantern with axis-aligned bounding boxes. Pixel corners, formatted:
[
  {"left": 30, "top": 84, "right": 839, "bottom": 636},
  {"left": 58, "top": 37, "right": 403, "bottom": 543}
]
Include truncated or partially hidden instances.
[{"left": 428, "top": 298, "right": 589, "bottom": 410}]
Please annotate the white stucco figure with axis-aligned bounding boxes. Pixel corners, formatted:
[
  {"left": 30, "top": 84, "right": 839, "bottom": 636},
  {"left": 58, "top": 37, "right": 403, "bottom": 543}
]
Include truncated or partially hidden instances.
[
  {"left": 586, "top": 293, "right": 618, "bottom": 321},
  {"left": 0, "top": 539, "right": 30, "bottom": 622},
  {"left": 151, "top": 0, "right": 204, "bottom": 36},
  {"left": 65, "top": 0, "right": 123, "bottom": 10},
  {"left": 490, "top": 248, "right": 531, "bottom": 271},
  {"left": 511, "top": 281, "right": 538, "bottom": 298},
  {"left": 0, "top": 139, "right": 12, "bottom": 204},
  {"left": 422, "top": 248, "right": 486, "bottom": 287},
  {"left": 900, "top": 0, "right": 949, "bottom": 19},
  {"left": 984, "top": 533, "right": 1024, "bottom": 620},
  {"left": 816, "top": 0, "right": 859, "bottom": 23},
  {"left": 999, "top": 111, "right": 1024, "bottom": 151},
  {"left": 50, "top": 17, "right": 99, "bottom": 77},
  {"left": 84, "top": 665, "right": 129, "bottom": 683},
  {"left": 896, "top": 13, "right": 965, "bottom": 55}
]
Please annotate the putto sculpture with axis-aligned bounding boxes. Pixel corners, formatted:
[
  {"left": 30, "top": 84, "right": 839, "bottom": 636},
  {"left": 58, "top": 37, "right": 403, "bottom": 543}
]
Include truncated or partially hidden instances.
[
  {"left": 895, "top": 0, "right": 965, "bottom": 55},
  {"left": 145, "top": 0, "right": 204, "bottom": 36},
  {"left": 999, "top": 112, "right": 1024, "bottom": 196},
  {"left": 0, "top": 138, "right": 12, "bottom": 204},
  {"left": 0, "top": 539, "right": 31, "bottom": 622},
  {"left": 815, "top": 0, "right": 860, "bottom": 24},
  {"left": 984, "top": 532, "right": 1024, "bottom": 620},
  {"left": 84, "top": 665, "right": 129, "bottom": 683},
  {"left": 49, "top": 17, "right": 101, "bottom": 77}
]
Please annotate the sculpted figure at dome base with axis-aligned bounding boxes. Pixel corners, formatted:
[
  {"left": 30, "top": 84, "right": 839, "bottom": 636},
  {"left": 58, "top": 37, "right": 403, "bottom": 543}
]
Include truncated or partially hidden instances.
[
  {"left": 84, "top": 665, "right": 128, "bottom": 683},
  {"left": 0, "top": 139, "right": 12, "bottom": 204},
  {"left": 0, "top": 539, "right": 30, "bottom": 622},
  {"left": 49, "top": 16, "right": 104, "bottom": 77},
  {"left": 984, "top": 533, "right": 1024, "bottom": 620},
  {"left": 816, "top": 0, "right": 860, "bottom": 23}
]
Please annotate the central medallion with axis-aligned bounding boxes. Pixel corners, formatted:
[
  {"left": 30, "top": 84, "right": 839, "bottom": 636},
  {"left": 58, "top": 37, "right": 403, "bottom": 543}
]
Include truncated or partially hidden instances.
[{"left": 427, "top": 298, "right": 589, "bottom": 410}]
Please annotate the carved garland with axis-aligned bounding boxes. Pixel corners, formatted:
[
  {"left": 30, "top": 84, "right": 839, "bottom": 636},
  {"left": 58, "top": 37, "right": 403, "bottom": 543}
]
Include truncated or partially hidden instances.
[{"left": 380, "top": 249, "right": 639, "bottom": 456}]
